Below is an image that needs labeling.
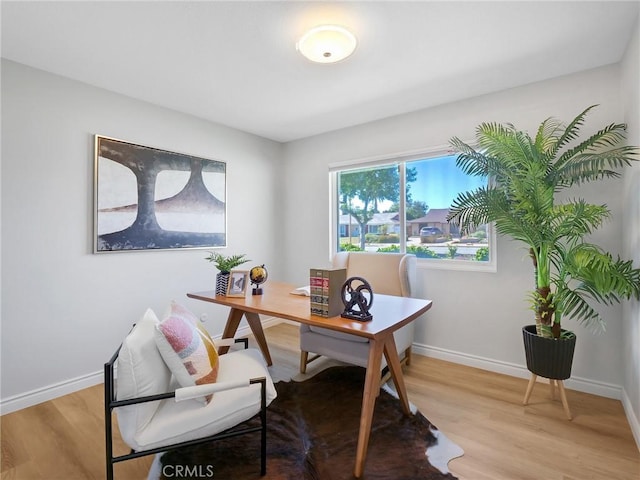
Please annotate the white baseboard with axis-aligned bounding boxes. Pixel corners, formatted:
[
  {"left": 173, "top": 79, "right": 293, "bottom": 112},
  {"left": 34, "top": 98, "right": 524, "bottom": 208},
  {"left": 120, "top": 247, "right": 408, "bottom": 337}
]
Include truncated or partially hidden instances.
[
  {"left": 0, "top": 318, "right": 629, "bottom": 427},
  {"left": 231, "top": 315, "right": 286, "bottom": 338},
  {"left": 621, "top": 388, "right": 640, "bottom": 451},
  {"left": 412, "top": 342, "right": 623, "bottom": 400},
  {"left": 0, "top": 316, "right": 288, "bottom": 416},
  {"left": 268, "top": 322, "right": 624, "bottom": 401},
  {"left": 0, "top": 370, "right": 103, "bottom": 415}
]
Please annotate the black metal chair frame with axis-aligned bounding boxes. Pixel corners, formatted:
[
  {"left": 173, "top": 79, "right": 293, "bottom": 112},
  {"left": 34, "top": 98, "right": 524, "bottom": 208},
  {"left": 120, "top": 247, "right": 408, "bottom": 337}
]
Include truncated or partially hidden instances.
[{"left": 104, "top": 338, "right": 267, "bottom": 480}]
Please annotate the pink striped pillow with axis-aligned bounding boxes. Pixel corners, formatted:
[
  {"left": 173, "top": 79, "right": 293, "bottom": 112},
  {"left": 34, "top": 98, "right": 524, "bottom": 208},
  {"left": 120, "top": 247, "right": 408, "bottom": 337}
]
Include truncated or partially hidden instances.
[{"left": 154, "top": 301, "right": 219, "bottom": 403}]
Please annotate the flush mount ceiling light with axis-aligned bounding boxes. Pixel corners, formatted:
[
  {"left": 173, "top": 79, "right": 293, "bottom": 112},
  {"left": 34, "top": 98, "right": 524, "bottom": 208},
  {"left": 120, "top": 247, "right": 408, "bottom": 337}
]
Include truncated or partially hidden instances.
[{"left": 296, "top": 25, "right": 357, "bottom": 64}]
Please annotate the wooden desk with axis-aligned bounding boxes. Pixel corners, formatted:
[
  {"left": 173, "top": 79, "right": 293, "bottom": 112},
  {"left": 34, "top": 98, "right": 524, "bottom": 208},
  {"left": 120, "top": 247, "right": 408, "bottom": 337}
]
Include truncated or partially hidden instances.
[{"left": 187, "top": 281, "right": 432, "bottom": 478}]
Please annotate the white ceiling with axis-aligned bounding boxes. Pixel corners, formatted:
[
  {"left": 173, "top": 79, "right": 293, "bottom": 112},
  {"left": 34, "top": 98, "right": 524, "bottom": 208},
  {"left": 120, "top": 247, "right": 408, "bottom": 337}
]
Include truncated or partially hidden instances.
[{"left": 2, "top": 1, "right": 639, "bottom": 142}]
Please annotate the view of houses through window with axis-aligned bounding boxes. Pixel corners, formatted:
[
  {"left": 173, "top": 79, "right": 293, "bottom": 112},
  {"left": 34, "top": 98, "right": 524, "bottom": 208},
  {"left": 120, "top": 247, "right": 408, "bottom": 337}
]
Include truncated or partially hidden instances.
[{"left": 335, "top": 152, "right": 492, "bottom": 266}]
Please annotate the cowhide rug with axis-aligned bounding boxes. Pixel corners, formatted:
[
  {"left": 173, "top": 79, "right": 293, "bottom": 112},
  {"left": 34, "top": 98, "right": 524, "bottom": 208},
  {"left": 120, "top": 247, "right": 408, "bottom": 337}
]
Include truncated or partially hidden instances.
[{"left": 152, "top": 366, "right": 463, "bottom": 479}]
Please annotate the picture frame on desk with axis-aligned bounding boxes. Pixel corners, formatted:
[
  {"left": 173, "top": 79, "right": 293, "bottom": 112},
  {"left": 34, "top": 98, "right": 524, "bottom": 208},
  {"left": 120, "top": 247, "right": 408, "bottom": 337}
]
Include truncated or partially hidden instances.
[{"left": 227, "top": 270, "right": 249, "bottom": 297}]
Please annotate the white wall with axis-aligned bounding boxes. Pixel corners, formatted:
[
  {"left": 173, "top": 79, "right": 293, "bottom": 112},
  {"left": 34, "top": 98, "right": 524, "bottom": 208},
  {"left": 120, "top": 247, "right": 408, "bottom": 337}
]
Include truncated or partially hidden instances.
[
  {"left": 282, "top": 65, "right": 629, "bottom": 398},
  {"left": 2, "top": 51, "right": 637, "bottom": 425},
  {"left": 621, "top": 15, "right": 640, "bottom": 447},
  {"left": 0, "top": 60, "right": 283, "bottom": 412}
]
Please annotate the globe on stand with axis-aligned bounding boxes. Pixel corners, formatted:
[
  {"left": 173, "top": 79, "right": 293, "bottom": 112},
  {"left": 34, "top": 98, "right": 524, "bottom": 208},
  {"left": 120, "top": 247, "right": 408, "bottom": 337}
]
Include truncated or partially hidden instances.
[{"left": 249, "top": 264, "right": 268, "bottom": 295}]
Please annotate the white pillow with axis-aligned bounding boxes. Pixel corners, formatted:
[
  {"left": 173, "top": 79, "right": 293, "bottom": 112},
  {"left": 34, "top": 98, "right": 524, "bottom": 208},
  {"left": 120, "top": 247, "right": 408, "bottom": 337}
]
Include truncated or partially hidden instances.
[{"left": 116, "top": 308, "right": 171, "bottom": 448}]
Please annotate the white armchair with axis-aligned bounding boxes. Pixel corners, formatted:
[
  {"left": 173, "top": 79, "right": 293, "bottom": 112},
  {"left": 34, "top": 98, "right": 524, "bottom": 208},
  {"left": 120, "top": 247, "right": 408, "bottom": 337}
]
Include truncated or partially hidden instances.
[
  {"left": 299, "top": 252, "right": 417, "bottom": 374},
  {"left": 105, "top": 309, "right": 277, "bottom": 479}
]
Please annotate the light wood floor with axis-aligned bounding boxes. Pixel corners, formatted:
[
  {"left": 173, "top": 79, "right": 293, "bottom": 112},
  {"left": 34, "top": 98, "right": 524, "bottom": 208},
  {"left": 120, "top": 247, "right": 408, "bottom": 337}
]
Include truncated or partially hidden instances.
[{"left": 2, "top": 323, "right": 639, "bottom": 479}]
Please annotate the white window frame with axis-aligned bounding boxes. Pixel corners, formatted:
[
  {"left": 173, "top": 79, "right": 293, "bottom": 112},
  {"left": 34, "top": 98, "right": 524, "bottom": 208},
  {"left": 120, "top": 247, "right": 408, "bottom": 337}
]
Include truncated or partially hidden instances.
[{"left": 329, "top": 145, "right": 497, "bottom": 273}]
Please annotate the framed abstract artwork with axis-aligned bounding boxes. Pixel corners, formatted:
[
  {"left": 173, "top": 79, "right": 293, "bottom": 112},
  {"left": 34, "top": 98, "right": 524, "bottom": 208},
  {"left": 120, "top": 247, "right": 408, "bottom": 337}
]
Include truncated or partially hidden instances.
[{"left": 94, "top": 135, "right": 226, "bottom": 252}]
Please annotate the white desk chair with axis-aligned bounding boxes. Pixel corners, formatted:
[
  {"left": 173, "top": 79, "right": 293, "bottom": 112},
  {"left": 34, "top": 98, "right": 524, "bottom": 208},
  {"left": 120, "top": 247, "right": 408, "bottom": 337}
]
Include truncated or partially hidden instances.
[{"left": 299, "top": 252, "right": 417, "bottom": 374}]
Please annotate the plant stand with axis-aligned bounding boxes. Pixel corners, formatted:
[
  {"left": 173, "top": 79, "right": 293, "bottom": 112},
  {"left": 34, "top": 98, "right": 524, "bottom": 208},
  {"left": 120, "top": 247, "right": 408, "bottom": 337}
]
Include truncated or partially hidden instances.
[
  {"left": 523, "top": 374, "right": 572, "bottom": 420},
  {"left": 522, "top": 325, "right": 576, "bottom": 420}
]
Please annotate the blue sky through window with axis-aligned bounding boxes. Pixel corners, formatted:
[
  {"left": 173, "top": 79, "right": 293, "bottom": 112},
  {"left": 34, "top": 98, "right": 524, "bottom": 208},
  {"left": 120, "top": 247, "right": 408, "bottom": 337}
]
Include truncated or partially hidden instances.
[{"left": 408, "top": 154, "right": 486, "bottom": 209}]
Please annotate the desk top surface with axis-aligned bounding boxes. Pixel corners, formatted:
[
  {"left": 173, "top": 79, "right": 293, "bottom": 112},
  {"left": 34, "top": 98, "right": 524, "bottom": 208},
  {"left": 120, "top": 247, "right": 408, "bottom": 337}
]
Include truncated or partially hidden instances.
[{"left": 187, "top": 281, "right": 432, "bottom": 340}]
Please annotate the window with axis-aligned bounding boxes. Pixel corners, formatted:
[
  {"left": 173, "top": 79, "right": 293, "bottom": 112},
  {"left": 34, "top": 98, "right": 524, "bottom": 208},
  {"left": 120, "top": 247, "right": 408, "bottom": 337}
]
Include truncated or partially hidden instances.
[{"left": 331, "top": 149, "right": 495, "bottom": 271}]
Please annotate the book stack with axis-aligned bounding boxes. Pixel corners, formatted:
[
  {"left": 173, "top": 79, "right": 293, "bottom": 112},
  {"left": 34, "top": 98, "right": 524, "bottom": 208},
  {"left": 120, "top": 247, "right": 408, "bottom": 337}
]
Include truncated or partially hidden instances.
[{"left": 309, "top": 267, "right": 347, "bottom": 317}]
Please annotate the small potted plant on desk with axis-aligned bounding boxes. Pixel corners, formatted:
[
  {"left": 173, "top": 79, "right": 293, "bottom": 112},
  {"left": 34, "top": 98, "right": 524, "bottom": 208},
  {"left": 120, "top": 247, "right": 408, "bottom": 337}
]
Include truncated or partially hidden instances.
[
  {"left": 205, "top": 252, "right": 250, "bottom": 296},
  {"left": 446, "top": 105, "right": 640, "bottom": 419}
]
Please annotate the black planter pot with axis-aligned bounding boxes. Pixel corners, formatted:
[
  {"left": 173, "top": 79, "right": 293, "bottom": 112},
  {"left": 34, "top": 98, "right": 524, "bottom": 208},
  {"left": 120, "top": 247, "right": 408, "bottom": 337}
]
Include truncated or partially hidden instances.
[{"left": 522, "top": 325, "right": 576, "bottom": 380}]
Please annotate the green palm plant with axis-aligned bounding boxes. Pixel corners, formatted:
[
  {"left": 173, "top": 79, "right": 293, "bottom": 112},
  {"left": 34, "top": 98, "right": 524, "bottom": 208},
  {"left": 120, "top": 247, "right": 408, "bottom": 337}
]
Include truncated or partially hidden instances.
[{"left": 447, "top": 105, "right": 640, "bottom": 339}]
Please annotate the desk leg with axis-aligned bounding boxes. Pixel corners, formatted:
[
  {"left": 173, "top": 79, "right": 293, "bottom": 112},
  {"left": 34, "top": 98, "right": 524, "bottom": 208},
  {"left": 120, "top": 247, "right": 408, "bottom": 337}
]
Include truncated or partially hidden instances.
[
  {"left": 218, "top": 308, "right": 244, "bottom": 355},
  {"left": 218, "top": 310, "right": 273, "bottom": 366},
  {"left": 354, "top": 337, "right": 385, "bottom": 478},
  {"left": 383, "top": 335, "right": 411, "bottom": 415},
  {"left": 245, "top": 312, "right": 273, "bottom": 366}
]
